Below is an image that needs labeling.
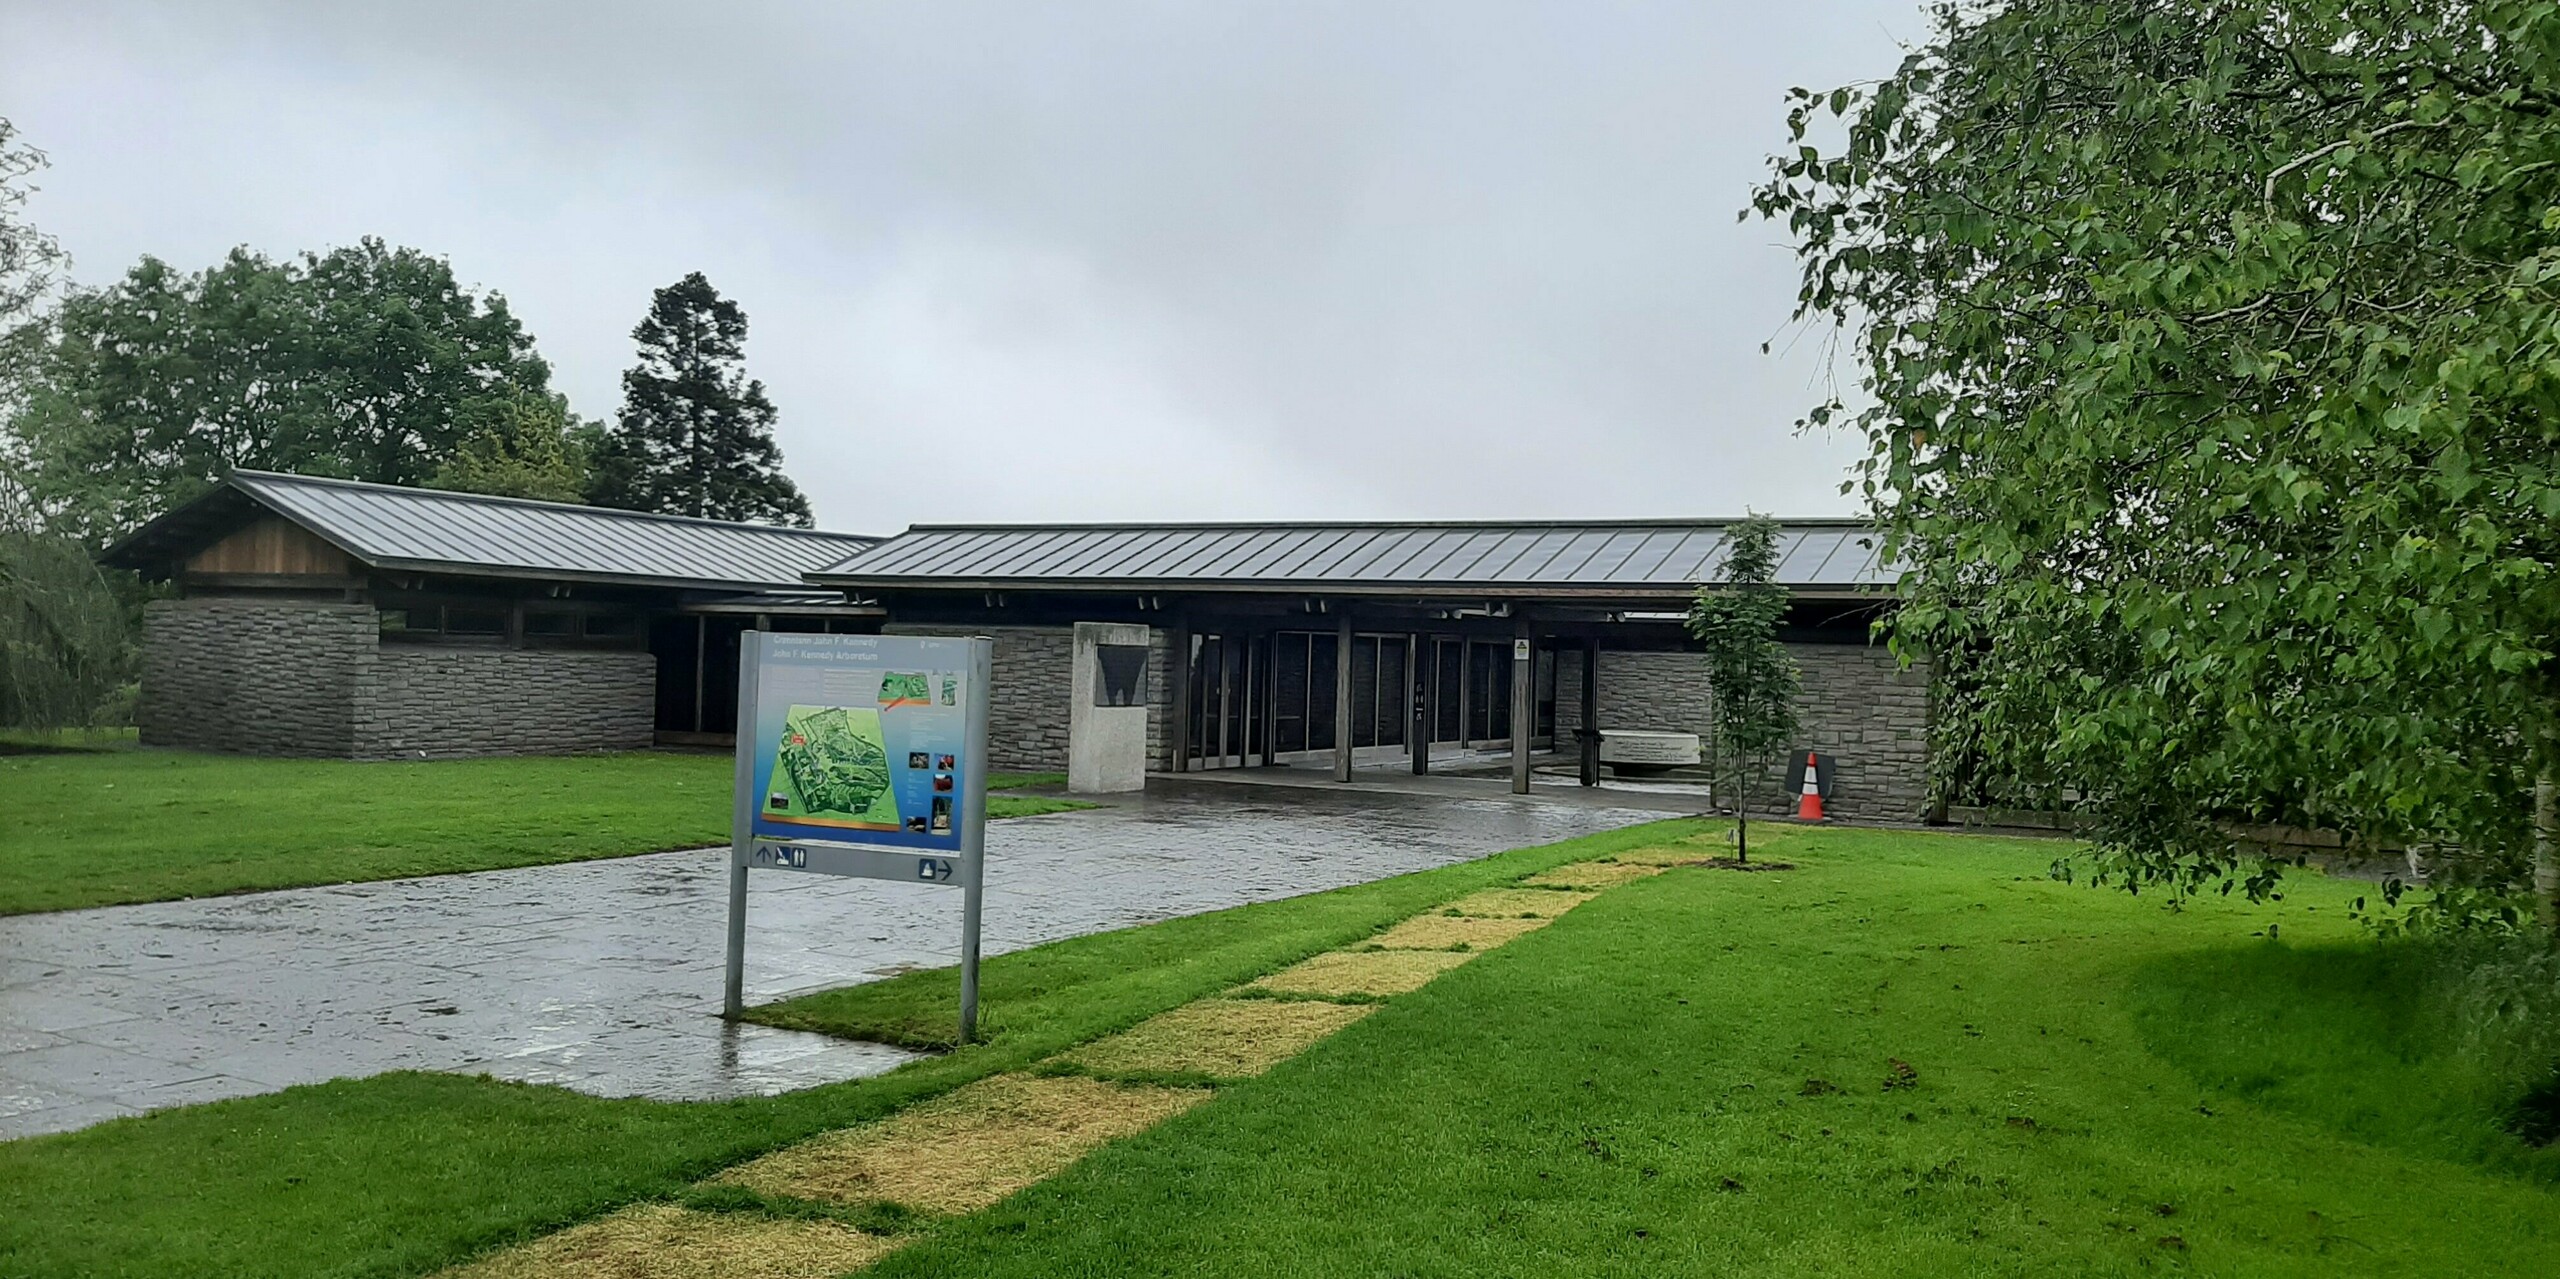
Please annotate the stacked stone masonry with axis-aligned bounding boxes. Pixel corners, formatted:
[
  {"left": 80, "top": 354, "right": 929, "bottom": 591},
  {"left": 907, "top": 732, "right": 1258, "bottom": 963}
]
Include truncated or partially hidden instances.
[
  {"left": 140, "top": 599, "right": 371, "bottom": 757},
  {"left": 361, "top": 648, "right": 654, "bottom": 760},
  {"left": 141, "top": 598, "right": 655, "bottom": 760},
  {"left": 1554, "top": 642, "right": 1932, "bottom": 821}
]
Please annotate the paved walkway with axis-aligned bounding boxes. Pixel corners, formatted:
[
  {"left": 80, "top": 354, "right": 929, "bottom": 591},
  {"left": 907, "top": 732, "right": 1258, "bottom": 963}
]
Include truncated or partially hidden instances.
[{"left": 0, "top": 777, "right": 1666, "bottom": 1139}]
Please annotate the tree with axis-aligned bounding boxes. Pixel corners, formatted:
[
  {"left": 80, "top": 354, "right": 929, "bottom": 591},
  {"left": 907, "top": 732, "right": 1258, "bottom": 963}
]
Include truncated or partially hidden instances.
[
  {"left": 1688, "top": 515, "right": 1801, "bottom": 863},
  {"left": 429, "top": 387, "right": 591, "bottom": 503},
  {"left": 0, "top": 513, "right": 136, "bottom": 731},
  {"left": 3, "top": 240, "right": 554, "bottom": 544},
  {"left": 1755, "top": 0, "right": 2560, "bottom": 934},
  {"left": 0, "top": 127, "right": 129, "bottom": 730},
  {"left": 0, "top": 118, "right": 64, "bottom": 327},
  {"left": 588, "top": 272, "right": 811, "bottom": 526}
]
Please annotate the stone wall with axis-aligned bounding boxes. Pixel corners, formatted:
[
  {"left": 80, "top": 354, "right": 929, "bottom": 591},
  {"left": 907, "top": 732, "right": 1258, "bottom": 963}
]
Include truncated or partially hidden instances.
[
  {"left": 140, "top": 598, "right": 372, "bottom": 756},
  {"left": 1554, "top": 641, "right": 1933, "bottom": 821},
  {"left": 358, "top": 647, "right": 655, "bottom": 760},
  {"left": 1146, "top": 627, "right": 1176, "bottom": 771},
  {"left": 1551, "top": 649, "right": 1714, "bottom": 737},
  {"left": 1792, "top": 644, "right": 1933, "bottom": 821},
  {"left": 884, "top": 624, "right": 1081, "bottom": 771},
  {"left": 140, "top": 597, "right": 658, "bottom": 760}
]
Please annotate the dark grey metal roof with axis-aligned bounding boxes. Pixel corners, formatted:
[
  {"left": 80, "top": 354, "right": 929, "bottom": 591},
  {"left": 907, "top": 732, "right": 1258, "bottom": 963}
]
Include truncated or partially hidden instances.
[
  {"left": 109, "top": 470, "right": 879, "bottom": 593},
  {"left": 808, "top": 520, "right": 1892, "bottom": 597}
]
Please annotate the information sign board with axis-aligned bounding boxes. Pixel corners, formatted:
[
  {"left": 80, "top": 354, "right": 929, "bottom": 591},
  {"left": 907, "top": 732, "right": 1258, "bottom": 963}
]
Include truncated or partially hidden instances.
[{"left": 722, "top": 633, "right": 994, "bottom": 1039}]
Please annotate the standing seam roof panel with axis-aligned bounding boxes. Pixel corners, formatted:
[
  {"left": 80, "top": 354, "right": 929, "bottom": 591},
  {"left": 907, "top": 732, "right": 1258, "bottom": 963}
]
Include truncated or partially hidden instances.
[
  {"left": 1082, "top": 528, "right": 1176, "bottom": 578},
  {"left": 1772, "top": 530, "right": 1829, "bottom": 582},
  {"left": 1355, "top": 528, "right": 1440, "bottom": 579},
  {"left": 226, "top": 472, "right": 874, "bottom": 588},
  {"left": 1424, "top": 530, "right": 1520, "bottom": 582},
  {"left": 1652, "top": 529, "right": 1720, "bottom": 584},
  {"left": 1287, "top": 529, "right": 1383, "bottom": 579},
  {"left": 1195, "top": 530, "right": 1286, "bottom": 579},
  {"left": 1263, "top": 528, "right": 1357, "bottom": 579},
  {"left": 1573, "top": 529, "right": 1657, "bottom": 583},
  {"left": 1156, "top": 530, "right": 1254, "bottom": 578},
  {"left": 1016, "top": 529, "right": 1115, "bottom": 578},
  {"left": 805, "top": 519, "right": 1891, "bottom": 589},
  {"left": 1612, "top": 530, "right": 1690, "bottom": 582},
  {"left": 1225, "top": 528, "right": 1322, "bottom": 579},
  {"left": 1548, "top": 530, "right": 1620, "bottom": 582},
  {"left": 1113, "top": 530, "right": 1207, "bottom": 579},
  {"left": 1374, "top": 529, "right": 1470, "bottom": 581},
  {"left": 1506, "top": 529, "right": 1584, "bottom": 581},
  {"left": 944, "top": 531, "right": 1046, "bottom": 578}
]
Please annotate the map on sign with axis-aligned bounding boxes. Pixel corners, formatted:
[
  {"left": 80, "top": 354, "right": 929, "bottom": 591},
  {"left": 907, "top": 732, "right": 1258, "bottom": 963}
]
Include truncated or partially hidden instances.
[
  {"left": 878, "top": 672, "right": 933, "bottom": 708},
  {"left": 765, "top": 705, "right": 897, "bottom": 828}
]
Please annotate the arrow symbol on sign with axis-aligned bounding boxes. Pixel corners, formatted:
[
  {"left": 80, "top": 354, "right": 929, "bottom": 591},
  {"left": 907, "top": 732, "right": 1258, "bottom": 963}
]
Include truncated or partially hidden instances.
[{"left": 916, "top": 858, "right": 954, "bottom": 882}]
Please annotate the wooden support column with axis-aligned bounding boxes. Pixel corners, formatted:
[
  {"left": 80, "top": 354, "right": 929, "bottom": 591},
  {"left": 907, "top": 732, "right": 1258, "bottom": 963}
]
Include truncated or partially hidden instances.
[
  {"left": 1333, "top": 614, "right": 1355, "bottom": 782},
  {"left": 1510, "top": 615, "right": 1535, "bottom": 795},
  {"left": 1262, "top": 629, "right": 1281, "bottom": 766},
  {"left": 1168, "top": 619, "right": 1191, "bottom": 773},
  {"left": 692, "top": 615, "right": 709, "bottom": 733},
  {"left": 1411, "top": 632, "right": 1432, "bottom": 775},
  {"left": 1579, "top": 635, "right": 1601, "bottom": 786}
]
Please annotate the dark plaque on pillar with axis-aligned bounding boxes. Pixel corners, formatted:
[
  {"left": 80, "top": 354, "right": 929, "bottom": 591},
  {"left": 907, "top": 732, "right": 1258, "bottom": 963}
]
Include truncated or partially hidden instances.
[{"left": 1095, "top": 644, "right": 1150, "bottom": 707}]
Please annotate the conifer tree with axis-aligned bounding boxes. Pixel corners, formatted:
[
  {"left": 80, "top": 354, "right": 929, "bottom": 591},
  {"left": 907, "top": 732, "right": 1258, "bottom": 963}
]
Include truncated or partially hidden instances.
[{"left": 589, "top": 272, "right": 811, "bottom": 526}]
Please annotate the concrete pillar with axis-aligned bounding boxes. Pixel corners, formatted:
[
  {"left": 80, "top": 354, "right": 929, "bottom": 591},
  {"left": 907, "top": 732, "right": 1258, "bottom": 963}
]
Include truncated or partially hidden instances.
[{"left": 1069, "top": 621, "right": 1151, "bottom": 793}]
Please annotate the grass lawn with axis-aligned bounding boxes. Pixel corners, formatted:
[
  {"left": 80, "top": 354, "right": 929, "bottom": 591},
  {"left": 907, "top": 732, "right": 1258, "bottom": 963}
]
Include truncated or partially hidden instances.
[
  {"left": 0, "top": 750, "right": 1084, "bottom": 915},
  {"left": 2, "top": 822, "right": 2554, "bottom": 1277}
]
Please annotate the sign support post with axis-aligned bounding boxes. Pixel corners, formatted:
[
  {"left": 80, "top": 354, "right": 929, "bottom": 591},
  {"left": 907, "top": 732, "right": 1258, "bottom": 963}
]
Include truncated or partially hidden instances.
[
  {"left": 719, "top": 632, "right": 993, "bottom": 1037},
  {"left": 956, "top": 637, "right": 992, "bottom": 1042},
  {"left": 722, "top": 633, "right": 765, "bottom": 1020}
]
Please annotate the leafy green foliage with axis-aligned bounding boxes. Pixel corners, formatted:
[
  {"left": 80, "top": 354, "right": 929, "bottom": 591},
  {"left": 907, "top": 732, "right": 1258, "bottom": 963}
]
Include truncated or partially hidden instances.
[
  {"left": 588, "top": 272, "right": 812, "bottom": 526},
  {"left": 1687, "top": 514, "right": 1800, "bottom": 858},
  {"left": 0, "top": 118, "right": 64, "bottom": 327},
  {"left": 0, "top": 529, "right": 134, "bottom": 731},
  {"left": 3, "top": 239, "right": 553, "bottom": 543},
  {"left": 428, "top": 386, "right": 592, "bottom": 503},
  {"left": 1755, "top": 0, "right": 2560, "bottom": 930}
]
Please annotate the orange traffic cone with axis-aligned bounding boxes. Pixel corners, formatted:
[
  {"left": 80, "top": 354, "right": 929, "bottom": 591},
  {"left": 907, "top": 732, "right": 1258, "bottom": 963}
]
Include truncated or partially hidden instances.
[{"left": 1796, "top": 750, "right": 1825, "bottom": 821}]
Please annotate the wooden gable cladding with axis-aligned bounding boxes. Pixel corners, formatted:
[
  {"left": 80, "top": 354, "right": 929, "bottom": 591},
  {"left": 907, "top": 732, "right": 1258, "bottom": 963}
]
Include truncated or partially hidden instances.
[{"left": 186, "top": 515, "right": 355, "bottom": 577}]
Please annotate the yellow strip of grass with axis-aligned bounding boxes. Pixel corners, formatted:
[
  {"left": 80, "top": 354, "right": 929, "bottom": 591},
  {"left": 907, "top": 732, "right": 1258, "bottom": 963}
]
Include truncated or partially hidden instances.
[
  {"left": 1440, "top": 886, "right": 1592, "bottom": 919},
  {"left": 717, "top": 1073, "right": 1208, "bottom": 1215},
  {"left": 437, "top": 1203, "right": 896, "bottom": 1279},
  {"left": 1367, "top": 912, "right": 1553, "bottom": 951},
  {"left": 1245, "top": 948, "right": 1476, "bottom": 998},
  {"left": 1520, "top": 860, "right": 1666, "bottom": 889},
  {"left": 1060, "top": 998, "right": 1377, "bottom": 1079}
]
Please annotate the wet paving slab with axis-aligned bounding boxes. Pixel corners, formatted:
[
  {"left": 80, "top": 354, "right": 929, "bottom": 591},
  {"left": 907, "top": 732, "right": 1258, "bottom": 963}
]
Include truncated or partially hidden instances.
[{"left": 0, "top": 777, "right": 1666, "bottom": 1139}]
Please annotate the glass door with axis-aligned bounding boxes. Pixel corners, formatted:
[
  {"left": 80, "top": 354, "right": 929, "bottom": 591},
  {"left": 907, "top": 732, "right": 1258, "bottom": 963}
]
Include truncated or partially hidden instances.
[{"left": 1186, "top": 631, "right": 1264, "bottom": 768}]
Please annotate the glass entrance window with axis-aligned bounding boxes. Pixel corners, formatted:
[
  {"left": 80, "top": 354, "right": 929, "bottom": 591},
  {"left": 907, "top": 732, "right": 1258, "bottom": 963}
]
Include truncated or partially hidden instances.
[{"left": 1263, "top": 631, "right": 1413, "bottom": 757}]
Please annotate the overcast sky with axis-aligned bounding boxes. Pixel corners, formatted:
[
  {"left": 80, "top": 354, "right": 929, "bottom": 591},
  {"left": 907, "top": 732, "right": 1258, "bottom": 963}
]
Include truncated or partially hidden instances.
[{"left": 1, "top": 1, "right": 1923, "bottom": 533}]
